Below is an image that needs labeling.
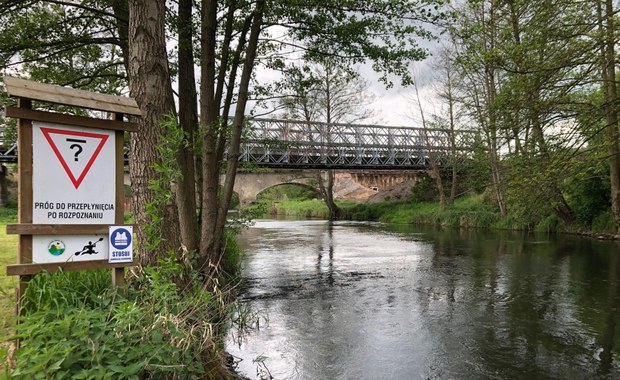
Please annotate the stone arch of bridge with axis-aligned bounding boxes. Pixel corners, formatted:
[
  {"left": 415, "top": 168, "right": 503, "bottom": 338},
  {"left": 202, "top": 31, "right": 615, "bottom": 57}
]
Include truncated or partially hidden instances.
[
  {"left": 224, "top": 170, "right": 322, "bottom": 205},
  {"left": 256, "top": 182, "right": 321, "bottom": 202},
  {"left": 224, "top": 169, "right": 424, "bottom": 205}
]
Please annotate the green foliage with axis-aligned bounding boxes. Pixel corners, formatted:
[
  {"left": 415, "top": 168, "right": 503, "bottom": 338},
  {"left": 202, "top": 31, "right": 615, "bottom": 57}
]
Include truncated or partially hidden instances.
[
  {"left": 273, "top": 199, "right": 329, "bottom": 219},
  {"left": 410, "top": 172, "right": 438, "bottom": 202},
  {"left": 220, "top": 229, "right": 244, "bottom": 281},
  {"left": 145, "top": 114, "right": 187, "bottom": 252},
  {"left": 0, "top": 207, "right": 17, "bottom": 225},
  {"left": 591, "top": 211, "right": 616, "bottom": 234},
  {"left": 339, "top": 194, "right": 500, "bottom": 228},
  {"left": 7, "top": 258, "right": 240, "bottom": 379},
  {"left": 244, "top": 184, "right": 321, "bottom": 218},
  {"left": 0, "top": 219, "right": 18, "bottom": 339},
  {"left": 257, "top": 184, "right": 319, "bottom": 203},
  {"left": 0, "top": 1, "right": 127, "bottom": 94},
  {"left": 564, "top": 163, "right": 611, "bottom": 228}
]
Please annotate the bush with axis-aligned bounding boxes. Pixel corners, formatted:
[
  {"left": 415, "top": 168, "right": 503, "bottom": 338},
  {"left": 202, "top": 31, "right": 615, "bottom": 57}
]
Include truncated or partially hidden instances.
[
  {"left": 410, "top": 173, "right": 438, "bottom": 203},
  {"left": 5, "top": 258, "right": 240, "bottom": 379}
]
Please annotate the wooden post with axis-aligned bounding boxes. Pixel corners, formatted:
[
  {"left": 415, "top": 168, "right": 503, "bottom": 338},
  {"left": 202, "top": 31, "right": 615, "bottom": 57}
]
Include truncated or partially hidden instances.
[
  {"left": 16, "top": 97, "right": 33, "bottom": 315},
  {"left": 113, "top": 112, "right": 126, "bottom": 288}
]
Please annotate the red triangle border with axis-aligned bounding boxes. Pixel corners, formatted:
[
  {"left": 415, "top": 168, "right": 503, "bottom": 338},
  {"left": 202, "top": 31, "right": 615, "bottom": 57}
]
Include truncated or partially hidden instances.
[{"left": 40, "top": 127, "right": 110, "bottom": 189}]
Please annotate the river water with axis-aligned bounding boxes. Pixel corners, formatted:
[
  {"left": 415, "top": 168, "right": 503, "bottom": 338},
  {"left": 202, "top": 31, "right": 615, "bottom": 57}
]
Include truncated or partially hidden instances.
[{"left": 226, "top": 219, "right": 620, "bottom": 379}]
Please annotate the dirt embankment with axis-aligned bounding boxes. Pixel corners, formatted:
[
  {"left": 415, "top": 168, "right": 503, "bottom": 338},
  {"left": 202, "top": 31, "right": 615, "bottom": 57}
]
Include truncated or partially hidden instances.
[{"left": 333, "top": 172, "right": 414, "bottom": 203}]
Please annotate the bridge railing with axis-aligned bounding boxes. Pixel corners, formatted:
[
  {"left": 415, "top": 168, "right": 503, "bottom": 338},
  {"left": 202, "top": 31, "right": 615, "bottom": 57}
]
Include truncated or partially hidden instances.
[{"left": 238, "top": 118, "right": 478, "bottom": 169}]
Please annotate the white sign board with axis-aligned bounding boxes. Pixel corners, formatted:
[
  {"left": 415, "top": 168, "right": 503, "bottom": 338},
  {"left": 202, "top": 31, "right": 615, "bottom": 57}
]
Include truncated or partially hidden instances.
[
  {"left": 108, "top": 226, "right": 133, "bottom": 263},
  {"left": 32, "top": 235, "right": 109, "bottom": 263},
  {"left": 32, "top": 121, "right": 116, "bottom": 224}
]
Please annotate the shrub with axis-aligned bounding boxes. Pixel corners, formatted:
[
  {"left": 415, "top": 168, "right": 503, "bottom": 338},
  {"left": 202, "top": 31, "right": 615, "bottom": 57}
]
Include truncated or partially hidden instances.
[{"left": 6, "top": 258, "right": 240, "bottom": 379}]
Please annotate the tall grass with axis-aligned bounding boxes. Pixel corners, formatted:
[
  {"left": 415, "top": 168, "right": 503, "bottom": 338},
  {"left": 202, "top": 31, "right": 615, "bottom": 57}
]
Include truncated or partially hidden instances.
[
  {"left": 340, "top": 195, "right": 502, "bottom": 229},
  {"left": 0, "top": 208, "right": 18, "bottom": 333},
  {"left": 4, "top": 255, "right": 248, "bottom": 379}
]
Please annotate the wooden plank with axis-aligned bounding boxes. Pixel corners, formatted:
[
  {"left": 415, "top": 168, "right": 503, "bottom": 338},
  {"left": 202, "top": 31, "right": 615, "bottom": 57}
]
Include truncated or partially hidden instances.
[
  {"left": 6, "top": 260, "right": 133, "bottom": 276},
  {"left": 17, "top": 99, "right": 33, "bottom": 227},
  {"left": 114, "top": 114, "right": 126, "bottom": 224},
  {"left": 5, "top": 107, "right": 139, "bottom": 132},
  {"left": 112, "top": 114, "right": 126, "bottom": 288},
  {"left": 6, "top": 224, "right": 121, "bottom": 235},
  {"left": 3, "top": 76, "right": 142, "bottom": 116},
  {"left": 15, "top": 98, "right": 34, "bottom": 318}
]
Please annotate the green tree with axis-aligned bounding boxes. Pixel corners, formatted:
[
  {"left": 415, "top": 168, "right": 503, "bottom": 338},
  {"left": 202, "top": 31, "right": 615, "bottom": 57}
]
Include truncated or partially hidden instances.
[
  {"left": 0, "top": 0, "right": 127, "bottom": 93},
  {"left": 448, "top": 0, "right": 608, "bottom": 227},
  {"left": 280, "top": 60, "right": 377, "bottom": 220},
  {"left": 3, "top": 0, "right": 450, "bottom": 274}
]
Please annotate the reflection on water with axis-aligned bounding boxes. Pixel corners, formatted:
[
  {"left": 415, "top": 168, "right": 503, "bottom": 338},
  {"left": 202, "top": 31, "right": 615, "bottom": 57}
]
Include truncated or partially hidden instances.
[{"left": 226, "top": 219, "right": 620, "bottom": 379}]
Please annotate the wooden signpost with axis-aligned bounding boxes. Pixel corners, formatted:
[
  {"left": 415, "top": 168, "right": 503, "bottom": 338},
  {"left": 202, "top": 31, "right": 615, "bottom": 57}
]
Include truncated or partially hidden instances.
[{"left": 2, "top": 77, "right": 140, "bottom": 312}]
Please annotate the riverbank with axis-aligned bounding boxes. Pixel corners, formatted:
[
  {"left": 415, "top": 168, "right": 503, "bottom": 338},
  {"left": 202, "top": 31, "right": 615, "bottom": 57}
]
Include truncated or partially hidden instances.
[
  {"left": 0, "top": 206, "right": 249, "bottom": 378},
  {"left": 259, "top": 194, "right": 618, "bottom": 235}
]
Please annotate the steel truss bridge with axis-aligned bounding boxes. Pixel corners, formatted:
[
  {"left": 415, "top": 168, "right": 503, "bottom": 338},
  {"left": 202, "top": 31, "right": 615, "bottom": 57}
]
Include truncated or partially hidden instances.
[
  {"left": 236, "top": 118, "right": 478, "bottom": 169},
  {"left": 0, "top": 118, "right": 478, "bottom": 169}
]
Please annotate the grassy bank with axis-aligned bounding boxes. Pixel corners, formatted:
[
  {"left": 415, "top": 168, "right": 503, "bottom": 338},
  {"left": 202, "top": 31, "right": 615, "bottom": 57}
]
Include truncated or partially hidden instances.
[
  {"left": 257, "top": 194, "right": 592, "bottom": 232},
  {"left": 261, "top": 193, "right": 617, "bottom": 234},
  {"left": 267, "top": 195, "right": 501, "bottom": 227},
  {"left": 342, "top": 195, "right": 501, "bottom": 228},
  {"left": 0, "top": 205, "right": 250, "bottom": 378},
  {"left": 0, "top": 208, "right": 17, "bottom": 335}
]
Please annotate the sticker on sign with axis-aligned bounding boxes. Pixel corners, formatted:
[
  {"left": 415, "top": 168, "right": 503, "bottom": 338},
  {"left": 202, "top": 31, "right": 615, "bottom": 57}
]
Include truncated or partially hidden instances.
[
  {"left": 109, "top": 226, "right": 133, "bottom": 263},
  {"left": 32, "top": 235, "right": 109, "bottom": 263}
]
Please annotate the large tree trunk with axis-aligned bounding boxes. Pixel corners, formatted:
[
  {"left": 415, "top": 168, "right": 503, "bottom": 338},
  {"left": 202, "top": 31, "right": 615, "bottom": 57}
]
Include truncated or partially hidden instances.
[
  {"left": 599, "top": 0, "right": 620, "bottom": 234},
  {"left": 175, "top": 0, "right": 198, "bottom": 254},
  {"left": 212, "top": 0, "right": 265, "bottom": 267},
  {"left": 127, "top": 0, "right": 180, "bottom": 266}
]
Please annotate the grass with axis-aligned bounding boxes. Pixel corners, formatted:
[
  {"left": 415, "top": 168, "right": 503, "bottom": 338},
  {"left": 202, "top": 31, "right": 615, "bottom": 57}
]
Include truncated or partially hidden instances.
[
  {"left": 0, "top": 208, "right": 18, "bottom": 333},
  {"left": 339, "top": 194, "right": 502, "bottom": 228},
  {"left": 0, "top": 207, "right": 17, "bottom": 373}
]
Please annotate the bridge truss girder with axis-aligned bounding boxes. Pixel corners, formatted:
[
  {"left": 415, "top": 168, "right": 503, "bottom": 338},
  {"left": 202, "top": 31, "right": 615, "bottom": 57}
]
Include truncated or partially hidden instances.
[{"left": 237, "top": 118, "right": 478, "bottom": 170}]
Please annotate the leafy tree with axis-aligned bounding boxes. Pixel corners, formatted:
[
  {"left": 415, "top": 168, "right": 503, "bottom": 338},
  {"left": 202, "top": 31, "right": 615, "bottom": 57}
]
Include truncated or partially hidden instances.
[
  {"left": 279, "top": 60, "right": 378, "bottom": 219},
  {"left": 2, "top": 0, "right": 452, "bottom": 273},
  {"left": 0, "top": 0, "right": 127, "bottom": 93},
  {"left": 167, "top": 0, "right": 450, "bottom": 276},
  {"left": 446, "top": 0, "right": 614, "bottom": 228}
]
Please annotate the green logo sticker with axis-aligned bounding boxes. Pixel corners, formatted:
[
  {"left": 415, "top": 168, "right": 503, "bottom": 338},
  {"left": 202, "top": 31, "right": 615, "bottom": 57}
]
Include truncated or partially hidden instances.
[{"left": 47, "top": 240, "right": 66, "bottom": 256}]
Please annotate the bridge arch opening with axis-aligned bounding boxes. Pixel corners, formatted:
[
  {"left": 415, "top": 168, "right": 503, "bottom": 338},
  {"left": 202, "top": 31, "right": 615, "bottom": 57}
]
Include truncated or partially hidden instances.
[{"left": 257, "top": 183, "right": 321, "bottom": 203}]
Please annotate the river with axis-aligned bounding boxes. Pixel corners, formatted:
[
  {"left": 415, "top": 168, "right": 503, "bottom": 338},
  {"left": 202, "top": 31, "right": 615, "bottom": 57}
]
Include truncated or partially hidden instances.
[{"left": 225, "top": 219, "right": 620, "bottom": 379}]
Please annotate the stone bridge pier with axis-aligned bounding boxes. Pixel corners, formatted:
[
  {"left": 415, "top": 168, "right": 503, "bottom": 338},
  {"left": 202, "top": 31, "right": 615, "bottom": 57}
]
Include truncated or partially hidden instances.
[{"left": 223, "top": 169, "right": 423, "bottom": 205}]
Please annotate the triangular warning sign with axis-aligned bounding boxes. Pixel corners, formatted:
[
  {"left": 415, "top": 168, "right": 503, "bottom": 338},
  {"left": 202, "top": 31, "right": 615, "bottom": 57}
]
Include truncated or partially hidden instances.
[{"left": 40, "top": 127, "right": 109, "bottom": 189}]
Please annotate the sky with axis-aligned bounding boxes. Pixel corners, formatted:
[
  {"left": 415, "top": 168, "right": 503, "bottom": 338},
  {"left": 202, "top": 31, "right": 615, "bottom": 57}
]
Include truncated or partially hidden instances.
[
  {"left": 361, "top": 61, "right": 439, "bottom": 127},
  {"left": 248, "top": 21, "right": 444, "bottom": 129},
  {"left": 249, "top": 56, "right": 441, "bottom": 128}
]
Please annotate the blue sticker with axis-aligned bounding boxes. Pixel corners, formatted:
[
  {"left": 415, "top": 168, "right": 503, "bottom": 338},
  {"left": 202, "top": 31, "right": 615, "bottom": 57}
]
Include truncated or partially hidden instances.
[{"left": 110, "top": 227, "right": 132, "bottom": 250}]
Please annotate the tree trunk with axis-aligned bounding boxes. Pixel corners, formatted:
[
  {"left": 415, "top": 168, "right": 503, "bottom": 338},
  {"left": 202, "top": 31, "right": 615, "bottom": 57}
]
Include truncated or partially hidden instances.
[
  {"left": 413, "top": 77, "right": 445, "bottom": 210},
  {"left": 175, "top": 0, "right": 198, "bottom": 254},
  {"left": 599, "top": 0, "right": 620, "bottom": 233},
  {"left": 198, "top": 0, "right": 265, "bottom": 277},
  {"left": 198, "top": 0, "right": 221, "bottom": 273},
  {"left": 484, "top": 2, "right": 507, "bottom": 217},
  {"left": 318, "top": 170, "right": 340, "bottom": 220},
  {"left": 127, "top": 0, "right": 180, "bottom": 265},
  {"left": 213, "top": 0, "right": 265, "bottom": 264},
  {"left": 0, "top": 165, "right": 8, "bottom": 207}
]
